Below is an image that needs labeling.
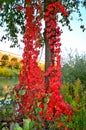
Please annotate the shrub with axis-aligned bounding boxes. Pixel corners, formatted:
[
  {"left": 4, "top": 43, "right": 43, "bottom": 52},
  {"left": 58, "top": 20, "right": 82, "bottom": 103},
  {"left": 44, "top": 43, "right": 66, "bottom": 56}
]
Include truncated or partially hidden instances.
[
  {"left": 0, "top": 67, "right": 12, "bottom": 77},
  {"left": 0, "top": 67, "right": 20, "bottom": 77},
  {"left": 61, "top": 79, "right": 86, "bottom": 130}
]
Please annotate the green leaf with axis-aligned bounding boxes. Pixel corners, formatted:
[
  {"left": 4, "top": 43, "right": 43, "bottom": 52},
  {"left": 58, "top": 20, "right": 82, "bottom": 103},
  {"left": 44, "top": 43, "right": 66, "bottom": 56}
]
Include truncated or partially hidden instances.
[
  {"left": 39, "top": 40, "right": 44, "bottom": 46},
  {"left": 19, "top": 89, "right": 25, "bottom": 96},
  {"left": 14, "top": 123, "right": 23, "bottom": 130},
  {"left": 3, "top": 108, "right": 6, "bottom": 116},
  {"left": 35, "top": 107, "right": 42, "bottom": 114},
  {"left": 40, "top": 13, "right": 44, "bottom": 18},
  {"left": 23, "top": 118, "right": 31, "bottom": 130},
  {"left": 44, "top": 97, "right": 49, "bottom": 103},
  {"left": 23, "top": 119, "right": 34, "bottom": 130},
  {"left": 26, "top": 2, "right": 31, "bottom": 7},
  {"left": 29, "top": 121, "right": 34, "bottom": 129}
]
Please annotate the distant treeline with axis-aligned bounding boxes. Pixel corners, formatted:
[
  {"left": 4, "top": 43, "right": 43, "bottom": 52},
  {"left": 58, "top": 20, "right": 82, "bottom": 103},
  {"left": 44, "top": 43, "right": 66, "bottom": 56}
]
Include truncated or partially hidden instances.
[{"left": 0, "top": 54, "right": 21, "bottom": 77}]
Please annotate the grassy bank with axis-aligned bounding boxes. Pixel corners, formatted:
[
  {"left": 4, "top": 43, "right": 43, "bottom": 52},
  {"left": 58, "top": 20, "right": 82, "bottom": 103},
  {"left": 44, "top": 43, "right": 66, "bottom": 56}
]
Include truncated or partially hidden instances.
[{"left": 0, "top": 67, "right": 20, "bottom": 77}]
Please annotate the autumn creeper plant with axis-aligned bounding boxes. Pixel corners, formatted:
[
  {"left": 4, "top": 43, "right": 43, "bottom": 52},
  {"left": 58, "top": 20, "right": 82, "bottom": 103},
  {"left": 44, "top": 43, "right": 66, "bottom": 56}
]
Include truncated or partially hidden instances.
[
  {"left": 15, "top": 0, "right": 45, "bottom": 116},
  {"left": 14, "top": 0, "right": 73, "bottom": 123}
]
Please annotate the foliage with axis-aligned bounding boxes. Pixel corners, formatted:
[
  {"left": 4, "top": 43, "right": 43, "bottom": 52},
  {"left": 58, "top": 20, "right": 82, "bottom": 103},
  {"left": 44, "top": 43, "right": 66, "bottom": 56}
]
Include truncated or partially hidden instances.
[
  {"left": 1, "top": 79, "right": 86, "bottom": 130},
  {"left": 0, "top": 78, "right": 86, "bottom": 130},
  {"left": 74, "top": 57, "right": 86, "bottom": 87},
  {"left": 61, "top": 79, "right": 86, "bottom": 130},
  {"left": 0, "top": 0, "right": 25, "bottom": 46},
  {"left": 0, "top": 0, "right": 86, "bottom": 46},
  {"left": 11, "top": 57, "right": 17, "bottom": 62},
  {"left": 0, "top": 0, "right": 86, "bottom": 129},
  {"left": 0, "top": 67, "right": 20, "bottom": 77},
  {"left": 1, "top": 54, "right": 9, "bottom": 60},
  {"left": 1, "top": 54, "right": 9, "bottom": 66},
  {"left": 0, "top": 78, "right": 22, "bottom": 130},
  {"left": 14, "top": 2, "right": 73, "bottom": 127},
  {"left": 9, "top": 57, "right": 21, "bottom": 69},
  {"left": 0, "top": 67, "right": 12, "bottom": 77},
  {"left": 0, "top": 77, "right": 19, "bottom": 129},
  {"left": 14, "top": 118, "right": 36, "bottom": 130},
  {"left": 62, "top": 63, "right": 75, "bottom": 83},
  {"left": 62, "top": 52, "right": 86, "bottom": 90},
  {"left": 0, "top": 54, "right": 21, "bottom": 70},
  {"left": 0, "top": 93, "right": 16, "bottom": 129}
]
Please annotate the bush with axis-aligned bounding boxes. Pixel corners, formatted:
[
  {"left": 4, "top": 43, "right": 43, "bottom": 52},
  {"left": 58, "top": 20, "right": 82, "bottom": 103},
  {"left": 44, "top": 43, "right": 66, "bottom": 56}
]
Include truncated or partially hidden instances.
[
  {"left": 0, "top": 67, "right": 20, "bottom": 77},
  {"left": 60, "top": 80, "right": 86, "bottom": 130},
  {"left": 0, "top": 67, "right": 12, "bottom": 77}
]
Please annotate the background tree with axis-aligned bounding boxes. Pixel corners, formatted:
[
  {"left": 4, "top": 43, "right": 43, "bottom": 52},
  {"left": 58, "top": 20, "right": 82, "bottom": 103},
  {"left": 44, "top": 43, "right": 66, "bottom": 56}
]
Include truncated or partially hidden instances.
[
  {"left": 1, "top": 54, "right": 9, "bottom": 66},
  {"left": 62, "top": 51, "right": 86, "bottom": 90},
  {"left": 10, "top": 57, "right": 17, "bottom": 69}
]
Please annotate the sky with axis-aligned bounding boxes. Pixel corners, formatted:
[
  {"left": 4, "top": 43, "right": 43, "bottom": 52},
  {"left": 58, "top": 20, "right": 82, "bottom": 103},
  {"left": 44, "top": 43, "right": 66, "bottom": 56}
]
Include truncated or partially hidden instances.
[
  {"left": 61, "top": 6, "right": 86, "bottom": 56},
  {"left": 0, "top": 5, "right": 86, "bottom": 61}
]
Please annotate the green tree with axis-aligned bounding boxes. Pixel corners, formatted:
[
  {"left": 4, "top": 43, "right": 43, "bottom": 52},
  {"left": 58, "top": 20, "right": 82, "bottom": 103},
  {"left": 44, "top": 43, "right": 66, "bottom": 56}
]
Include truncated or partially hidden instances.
[
  {"left": 62, "top": 63, "right": 75, "bottom": 84},
  {"left": 62, "top": 51, "right": 86, "bottom": 89},
  {"left": 74, "top": 56, "right": 86, "bottom": 88},
  {"left": 9, "top": 57, "right": 20, "bottom": 69},
  {"left": 1, "top": 54, "right": 9, "bottom": 66}
]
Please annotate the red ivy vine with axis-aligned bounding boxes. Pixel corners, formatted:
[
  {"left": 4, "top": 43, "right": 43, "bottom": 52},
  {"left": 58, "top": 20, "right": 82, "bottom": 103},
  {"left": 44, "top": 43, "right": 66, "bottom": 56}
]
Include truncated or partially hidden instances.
[
  {"left": 15, "top": 0, "right": 45, "bottom": 116},
  {"left": 40, "top": 1, "right": 72, "bottom": 121},
  {"left": 15, "top": 0, "right": 73, "bottom": 121}
]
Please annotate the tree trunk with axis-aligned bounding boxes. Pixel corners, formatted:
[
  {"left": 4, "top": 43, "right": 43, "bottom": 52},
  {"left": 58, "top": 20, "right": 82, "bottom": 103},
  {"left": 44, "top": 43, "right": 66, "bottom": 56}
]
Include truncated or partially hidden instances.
[
  {"left": 44, "top": 0, "right": 57, "bottom": 87},
  {"left": 44, "top": 0, "right": 52, "bottom": 88},
  {"left": 44, "top": 0, "right": 57, "bottom": 129}
]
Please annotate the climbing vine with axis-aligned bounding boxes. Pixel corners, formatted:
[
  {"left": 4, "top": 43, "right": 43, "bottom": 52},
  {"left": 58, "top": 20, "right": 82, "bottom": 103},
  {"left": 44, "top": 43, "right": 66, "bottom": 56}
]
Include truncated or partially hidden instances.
[{"left": 14, "top": 0, "right": 72, "bottom": 123}]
